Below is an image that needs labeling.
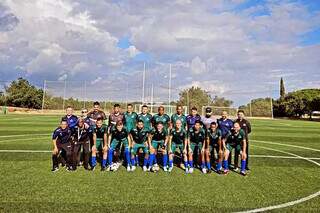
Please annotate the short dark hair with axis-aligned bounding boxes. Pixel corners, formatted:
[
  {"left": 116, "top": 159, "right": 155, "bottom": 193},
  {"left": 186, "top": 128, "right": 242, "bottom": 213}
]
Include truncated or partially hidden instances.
[
  {"left": 61, "top": 118, "right": 68, "bottom": 123},
  {"left": 96, "top": 118, "right": 103, "bottom": 122},
  {"left": 66, "top": 106, "right": 73, "bottom": 109},
  {"left": 195, "top": 120, "right": 201, "bottom": 125},
  {"left": 137, "top": 120, "right": 144, "bottom": 124},
  {"left": 93, "top": 101, "right": 100, "bottom": 106},
  {"left": 114, "top": 104, "right": 120, "bottom": 108},
  {"left": 191, "top": 107, "right": 197, "bottom": 111},
  {"left": 238, "top": 109, "right": 245, "bottom": 114},
  {"left": 127, "top": 104, "right": 133, "bottom": 107},
  {"left": 176, "top": 104, "right": 182, "bottom": 109},
  {"left": 142, "top": 105, "right": 148, "bottom": 108},
  {"left": 156, "top": 122, "right": 164, "bottom": 126},
  {"left": 158, "top": 106, "right": 164, "bottom": 110},
  {"left": 210, "top": 121, "right": 217, "bottom": 126}
]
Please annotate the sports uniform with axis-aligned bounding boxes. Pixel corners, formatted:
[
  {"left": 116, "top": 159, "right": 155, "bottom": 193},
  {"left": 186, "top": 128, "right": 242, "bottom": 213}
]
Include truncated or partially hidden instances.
[
  {"left": 171, "top": 113, "right": 187, "bottom": 129},
  {"left": 137, "top": 113, "right": 153, "bottom": 131},
  {"left": 124, "top": 111, "right": 138, "bottom": 132}
]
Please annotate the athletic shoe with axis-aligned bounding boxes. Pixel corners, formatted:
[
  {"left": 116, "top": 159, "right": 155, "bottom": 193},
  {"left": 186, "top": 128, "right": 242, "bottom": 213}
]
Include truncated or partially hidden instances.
[
  {"left": 168, "top": 167, "right": 173, "bottom": 173},
  {"left": 189, "top": 167, "right": 194, "bottom": 174},
  {"left": 127, "top": 166, "right": 131, "bottom": 172},
  {"left": 217, "top": 169, "right": 223, "bottom": 174},
  {"left": 90, "top": 166, "right": 95, "bottom": 171},
  {"left": 106, "top": 166, "right": 111, "bottom": 172},
  {"left": 202, "top": 168, "right": 207, "bottom": 174},
  {"left": 185, "top": 167, "right": 189, "bottom": 174},
  {"left": 163, "top": 166, "right": 168, "bottom": 172},
  {"left": 223, "top": 169, "right": 229, "bottom": 175},
  {"left": 131, "top": 166, "right": 136, "bottom": 171},
  {"left": 143, "top": 166, "right": 148, "bottom": 172},
  {"left": 66, "top": 166, "right": 74, "bottom": 172},
  {"left": 240, "top": 170, "right": 247, "bottom": 176},
  {"left": 51, "top": 167, "right": 59, "bottom": 172},
  {"left": 233, "top": 167, "right": 239, "bottom": 172},
  {"left": 180, "top": 163, "right": 186, "bottom": 170},
  {"left": 101, "top": 166, "right": 106, "bottom": 172}
]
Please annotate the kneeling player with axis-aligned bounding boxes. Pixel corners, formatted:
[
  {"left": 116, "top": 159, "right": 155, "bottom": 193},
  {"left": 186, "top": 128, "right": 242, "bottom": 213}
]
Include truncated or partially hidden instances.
[
  {"left": 168, "top": 120, "right": 188, "bottom": 172},
  {"left": 187, "top": 120, "right": 206, "bottom": 173},
  {"left": 107, "top": 121, "right": 131, "bottom": 172},
  {"left": 51, "top": 119, "right": 73, "bottom": 172},
  {"left": 205, "top": 122, "right": 222, "bottom": 173},
  {"left": 91, "top": 118, "right": 108, "bottom": 171},
  {"left": 129, "top": 120, "right": 150, "bottom": 172},
  {"left": 223, "top": 122, "right": 247, "bottom": 176},
  {"left": 148, "top": 122, "right": 169, "bottom": 172},
  {"left": 72, "top": 118, "right": 92, "bottom": 170}
]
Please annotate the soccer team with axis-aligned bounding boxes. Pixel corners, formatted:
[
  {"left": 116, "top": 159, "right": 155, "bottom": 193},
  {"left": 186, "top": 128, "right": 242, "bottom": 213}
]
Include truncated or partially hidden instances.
[{"left": 51, "top": 102, "right": 251, "bottom": 175}]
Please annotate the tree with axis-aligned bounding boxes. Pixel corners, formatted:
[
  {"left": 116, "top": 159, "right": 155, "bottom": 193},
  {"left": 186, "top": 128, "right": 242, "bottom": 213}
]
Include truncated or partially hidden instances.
[
  {"left": 177, "top": 86, "right": 232, "bottom": 114},
  {"left": 280, "top": 77, "right": 285, "bottom": 99},
  {"left": 5, "top": 78, "right": 43, "bottom": 109}
]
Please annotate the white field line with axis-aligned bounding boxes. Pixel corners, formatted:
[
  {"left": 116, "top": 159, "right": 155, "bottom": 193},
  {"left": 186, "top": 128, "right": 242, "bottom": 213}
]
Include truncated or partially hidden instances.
[
  {"left": 236, "top": 144, "right": 320, "bottom": 213},
  {"left": 251, "top": 139, "right": 320, "bottom": 152},
  {"left": 0, "top": 136, "right": 50, "bottom": 143},
  {"left": 0, "top": 134, "right": 50, "bottom": 138}
]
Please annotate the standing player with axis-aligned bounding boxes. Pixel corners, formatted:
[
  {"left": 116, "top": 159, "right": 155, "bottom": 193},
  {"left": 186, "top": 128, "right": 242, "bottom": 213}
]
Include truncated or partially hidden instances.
[
  {"left": 137, "top": 105, "right": 153, "bottom": 131},
  {"left": 222, "top": 123, "right": 247, "bottom": 176},
  {"left": 217, "top": 111, "right": 234, "bottom": 169},
  {"left": 205, "top": 122, "right": 223, "bottom": 173},
  {"left": 168, "top": 119, "right": 188, "bottom": 172},
  {"left": 124, "top": 104, "right": 138, "bottom": 133},
  {"left": 129, "top": 120, "right": 150, "bottom": 172},
  {"left": 234, "top": 110, "right": 251, "bottom": 170},
  {"left": 107, "top": 121, "right": 131, "bottom": 171},
  {"left": 108, "top": 104, "right": 125, "bottom": 131},
  {"left": 72, "top": 118, "right": 92, "bottom": 170},
  {"left": 51, "top": 119, "right": 73, "bottom": 172},
  {"left": 91, "top": 118, "right": 108, "bottom": 171},
  {"left": 62, "top": 106, "right": 78, "bottom": 129},
  {"left": 148, "top": 122, "right": 169, "bottom": 172},
  {"left": 201, "top": 107, "right": 216, "bottom": 129},
  {"left": 186, "top": 107, "right": 202, "bottom": 130},
  {"left": 187, "top": 120, "right": 206, "bottom": 173},
  {"left": 151, "top": 106, "right": 170, "bottom": 130},
  {"left": 87, "top": 101, "right": 107, "bottom": 125},
  {"left": 171, "top": 105, "right": 187, "bottom": 130}
]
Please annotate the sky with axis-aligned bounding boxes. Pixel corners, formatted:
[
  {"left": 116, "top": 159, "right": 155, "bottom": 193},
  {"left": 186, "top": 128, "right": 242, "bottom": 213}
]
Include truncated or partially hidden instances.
[{"left": 0, "top": 0, "right": 319, "bottom": 106}]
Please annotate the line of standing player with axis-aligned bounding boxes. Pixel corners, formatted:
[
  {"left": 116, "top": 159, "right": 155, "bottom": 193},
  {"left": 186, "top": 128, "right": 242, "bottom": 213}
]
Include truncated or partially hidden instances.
[{"left": 51, "top": 102, "right": 251, "bottom": 175}]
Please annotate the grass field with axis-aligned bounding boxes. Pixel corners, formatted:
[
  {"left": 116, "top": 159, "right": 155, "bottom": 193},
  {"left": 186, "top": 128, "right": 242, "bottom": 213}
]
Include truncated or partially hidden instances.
[{"left": 0, "top": 114, "right": 319, "bottom": 212}]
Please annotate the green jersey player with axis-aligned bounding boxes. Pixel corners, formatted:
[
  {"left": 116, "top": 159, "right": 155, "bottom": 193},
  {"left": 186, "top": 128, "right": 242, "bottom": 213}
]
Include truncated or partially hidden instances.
[
  {"left": 137, "top": 105, "right": 153, "bottom": 131},
  {"left": 171, "top": 105, "right": 187, "bottom": 130},
  {"left": 124, "top": 104, "right": 138, "bottom": 132},
  {"left": 151, "top": 106, "right": 170, "bottom": 130}
]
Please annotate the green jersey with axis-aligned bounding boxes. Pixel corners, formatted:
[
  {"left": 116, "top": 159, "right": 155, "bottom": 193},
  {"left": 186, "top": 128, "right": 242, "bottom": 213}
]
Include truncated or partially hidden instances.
[
  {"left": 124, "top": 111, "right": 138, "bottom": 132},
  {"left": 171, "top": 113, "right": 187, "bottom": 129},
  {"left": 188, "top": 127, "right": 206, "bottom": 144},
  {"left": 93, "top": 124, "right": 108, "bottom": 139},
  {"left": 170, "top": 128, "right": 187, "bottom": 144},
  {"left": 150, "top": 127, "right": 168, "bottom": 141},
  {"left": 137, "top": 113, "right": 153, "bottom": 131},
  {"left": 226, "top": 129, "right": 246, "bottom": 146},
  {"left": 207, "top": 128, "right": 222, "bottom": 145},
  {"left": 152, "top": 113, "right": 170, "bottom": 128},
  {"left": 130, "top": 128, "right": 149, "bottom": 144}
]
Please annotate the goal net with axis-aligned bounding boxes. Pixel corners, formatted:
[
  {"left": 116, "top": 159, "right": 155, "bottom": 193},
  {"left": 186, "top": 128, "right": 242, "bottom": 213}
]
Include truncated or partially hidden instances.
[{"left": 134, "top": 104, "right": 188, "bottom": 116}]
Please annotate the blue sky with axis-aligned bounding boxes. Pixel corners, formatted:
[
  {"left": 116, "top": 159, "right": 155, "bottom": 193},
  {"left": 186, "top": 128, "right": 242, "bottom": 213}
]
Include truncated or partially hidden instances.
[{"left": 0, "top": 0, "right": 319, "bottom": 106}]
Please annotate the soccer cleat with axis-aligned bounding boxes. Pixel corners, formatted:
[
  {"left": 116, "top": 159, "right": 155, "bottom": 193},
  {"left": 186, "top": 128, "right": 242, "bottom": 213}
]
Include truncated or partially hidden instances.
[
  {"left": 180, "top": 163, "right": 185, "bottom": 170},
  {"left": 106, "top": 166, "right": 111, "bottom": 172},
  {"left": 217, "top": 169, "right": 223, "bottom": 174},
  {"left": 189, "top": 167, "right": 194, "bottom": 174},
  {"left": 185, "top": 167, "right": 189, "bottom": 174},
  {"left": 101, "top": 166, "right": 106, "bottom": 172},
  {"left": 163, "top": 166, "right": 168, "bottom": 172},
  {"left": 51, "top": 167, "right": 59, "bottom": 172},
  {"left": 131, "top": 166, "right": 136, "bottom": 171},
  {"left": 168, "top": 167, "right": 173, "bottom": 173},
  {"left": 240, "top": 171, "right": 247, "bottom": 176},
  {"left": 127, "top": 166, "right": 131, "bottom": 172},
  {"left": 66, "top": 166, "right": 74, "bottom": 172},
  {"left": 233, "top": 167, "right": 239, "bottom": 172},
  {"left": 202, "top": 168, "right": 207, "bottom": 174},
  {"left": 223, "top": 169, "right": 230, "bottom": 175},
  {"left": 143, "top": 166, "right": 148, "bottom": 172}
]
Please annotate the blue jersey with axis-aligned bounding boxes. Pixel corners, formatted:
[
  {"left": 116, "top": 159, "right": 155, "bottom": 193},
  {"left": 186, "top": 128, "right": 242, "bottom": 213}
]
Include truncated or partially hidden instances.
[
  {"left": 186, "top": 114, "right": 201, "bottom": 129},
  {"left": 217, "top": 118, "right": 234, "bottom": 138},
  {"left": 62, "top": 115, "right": 78, "bottom": 129},
  {"left": 52, "top": 127, "right": 72, "bottom": 144}
]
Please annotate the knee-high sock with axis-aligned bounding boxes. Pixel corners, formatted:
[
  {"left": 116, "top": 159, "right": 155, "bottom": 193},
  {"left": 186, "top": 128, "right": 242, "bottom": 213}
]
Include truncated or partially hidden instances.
[
  {"left": 52, "top": 155, "right": 59, "bottom": 168},
  {"left": 108, "top": 149, "right": 114, "bottom": 165},
  {"left": 91, "top": 156, "right": 97, "bottom": 167},
  {"left": 223, "top": 160, "right": 228, "bottom": 170},
  {"left": 216, "top": 162, "right": 222, "bottom": 170},
  {"left": 125, "top": 148, "right": 131, "bottom": 166},
  {"left": 149, "top": 154, "right": 155, "bottom": 166},
  {"left": 163, "top": 154, "right": 168, "bottom": 167},
  {"left": 188, "top": 160, "right": 194, "bottom": 168},
  {"left": 241, "top": 160, "right": 246, "bottom": 172},
  {"left": 206, "top": 161, "right": 211, "bottom": 170},
  {"left": 143, "top": 157, "right": 148, "bottom": 167}
]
